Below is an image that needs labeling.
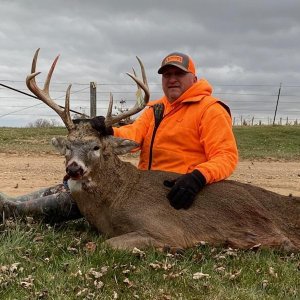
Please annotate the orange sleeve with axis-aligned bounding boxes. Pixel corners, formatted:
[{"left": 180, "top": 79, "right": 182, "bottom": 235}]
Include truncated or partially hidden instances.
[
  {"left": 113, "top": 106, "right": 154, "bottom": 149},
  {"left": 195, "top": 104, "right": 238, "bottom": 184}
]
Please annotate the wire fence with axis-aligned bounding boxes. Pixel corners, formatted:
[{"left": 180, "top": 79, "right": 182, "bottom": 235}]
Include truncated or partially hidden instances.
[{"left": 0, "top": 80, "right": 299, "bottom": 126}]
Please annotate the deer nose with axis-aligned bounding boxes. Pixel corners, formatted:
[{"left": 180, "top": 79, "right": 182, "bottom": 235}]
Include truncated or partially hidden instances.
[{"left": 66, "top": 162, "right": 84, "bottom": 179}]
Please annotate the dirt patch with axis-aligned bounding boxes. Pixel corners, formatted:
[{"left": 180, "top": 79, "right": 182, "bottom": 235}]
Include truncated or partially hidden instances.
[{"left": 1, "top": 153, "right": 299, "bottom": 197}]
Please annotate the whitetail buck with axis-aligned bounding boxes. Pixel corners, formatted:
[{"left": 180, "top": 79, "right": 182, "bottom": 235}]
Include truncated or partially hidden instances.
[{"left": 26, "top": 49, "right": 300, "bottom": 252}]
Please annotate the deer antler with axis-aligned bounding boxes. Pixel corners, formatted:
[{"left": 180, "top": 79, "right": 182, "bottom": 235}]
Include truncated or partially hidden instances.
[
  {"left": 105, "top": 56, "right": 150, "bottom": 127},
  {"left": 26, "top": 48, "right": 75, "bottom": 131}
]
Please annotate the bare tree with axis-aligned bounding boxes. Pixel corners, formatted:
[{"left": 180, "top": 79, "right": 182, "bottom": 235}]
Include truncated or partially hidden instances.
[{"left": 27, "top": 118, "right": 59, "bottom": 128}]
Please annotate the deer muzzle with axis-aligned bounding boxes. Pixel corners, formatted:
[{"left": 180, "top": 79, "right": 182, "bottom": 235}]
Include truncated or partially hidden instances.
[{"left": 66, "top": 162, "right": 84, "bottom": 180}]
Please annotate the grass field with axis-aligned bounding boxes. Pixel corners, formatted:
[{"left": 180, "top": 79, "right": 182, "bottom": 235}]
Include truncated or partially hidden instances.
[
  {"left": 233, "top": 126, "right": 300, "bottom": 160},
  {"left": 1, "top": 220, "right": 299, "bottom": 300},
  {"left": 0, "top": 125, "right": 300, "bottom": 160},
  {"left": 0, "top": 125, "right": 299, "bottom": 299}
]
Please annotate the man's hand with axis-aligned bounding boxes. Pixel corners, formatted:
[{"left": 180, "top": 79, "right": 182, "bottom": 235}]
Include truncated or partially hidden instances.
[
  {"left": 163, "top": 170, "right": 206, "bottom": 209},
  {"left": 73, "top": 116, "right": 113, "bottom": 136}
]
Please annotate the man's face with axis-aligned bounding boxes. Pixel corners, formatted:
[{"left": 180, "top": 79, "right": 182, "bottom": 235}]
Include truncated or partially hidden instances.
[{"left": 161, "top": 66, "right": 197, "bottom": 103}]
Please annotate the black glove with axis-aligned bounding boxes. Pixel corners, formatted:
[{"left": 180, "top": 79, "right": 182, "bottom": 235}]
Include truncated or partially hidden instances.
[
  {"left": 73, "top": 116, "right": 113, "bottom": 136},
  {"left": 163, "top": 170, "right": 206, "bottom": 210},
  {"left": 89, "top": 116, "right": 114, "bottom": 135}
]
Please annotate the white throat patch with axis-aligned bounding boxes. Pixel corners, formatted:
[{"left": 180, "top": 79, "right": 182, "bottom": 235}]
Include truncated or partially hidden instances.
[{"left": 68, "top": 179, "right": 83, "bottom": 193}]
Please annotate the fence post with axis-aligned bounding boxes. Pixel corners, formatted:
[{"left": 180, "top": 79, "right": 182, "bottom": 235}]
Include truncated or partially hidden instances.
[
  {"left": 90, "top": 82, "right": 97, "bottom": 118},
  {"left": 272, "top": 83, "right": 282, "bottom": 125}
]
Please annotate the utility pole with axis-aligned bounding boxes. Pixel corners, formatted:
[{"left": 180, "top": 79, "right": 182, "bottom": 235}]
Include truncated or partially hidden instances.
[
  {"left": 90, "top": 82, "right": 97, "bottom": 118},
  {"left": 273, "top": 83, "right": 282, "bottom": 125}
]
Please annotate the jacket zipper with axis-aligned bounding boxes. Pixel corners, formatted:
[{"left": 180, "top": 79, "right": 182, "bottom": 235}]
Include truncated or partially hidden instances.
[
  {"left": 148, "top": 104, "right": 164, "bottom": 170},
  {"left": 148, "top": 122, "right": 160, "bottom": 170}
]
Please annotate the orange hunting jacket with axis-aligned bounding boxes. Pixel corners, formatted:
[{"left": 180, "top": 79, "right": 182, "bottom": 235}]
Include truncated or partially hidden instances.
[{"left": 113, "top": 79, "right": 238, "bottom": 184}]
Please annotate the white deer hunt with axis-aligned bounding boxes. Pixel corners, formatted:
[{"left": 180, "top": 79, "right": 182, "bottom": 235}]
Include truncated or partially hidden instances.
[{"left": 4, "top": 49, "right": 300, "bottom": 252}]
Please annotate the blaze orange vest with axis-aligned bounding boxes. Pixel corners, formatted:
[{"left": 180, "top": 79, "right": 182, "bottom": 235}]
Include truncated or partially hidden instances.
[{"left": 114, "top": 79, "right": 238, "bottom": 184}]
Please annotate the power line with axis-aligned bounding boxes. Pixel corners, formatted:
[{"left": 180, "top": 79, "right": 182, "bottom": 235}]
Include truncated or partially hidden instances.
[
  {"left": 1, "top": 80, "right": 299, "bottom": 123},
  {"left": 2, "top": 85, "right": 300, "bottom": 97},
  {"left": 0, "top": 83, "right": 88, "bottom": 118},
  {"left": 0, "top": 79, "right": 90, "bottom": 86},
  {"left": 2, "top": 79, "right": 300, "bottom": 88}
]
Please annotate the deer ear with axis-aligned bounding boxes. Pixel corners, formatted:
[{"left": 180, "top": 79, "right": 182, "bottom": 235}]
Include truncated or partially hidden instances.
[
  {"left": 51, "top": 137, "right": 67, "bottom": 155},
  {"left": 107, "top": 136, "right": 139, "bottom": 155}
]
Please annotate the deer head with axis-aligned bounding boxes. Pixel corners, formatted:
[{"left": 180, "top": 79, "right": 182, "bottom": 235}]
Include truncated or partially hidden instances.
[{"left": 26, "top": 49, "right": 150, "bottom": 181}]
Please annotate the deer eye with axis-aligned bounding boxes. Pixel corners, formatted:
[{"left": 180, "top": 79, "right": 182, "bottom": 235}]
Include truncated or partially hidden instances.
[{"left": 93, "top": 146, "right": 100, "bottom": 151}]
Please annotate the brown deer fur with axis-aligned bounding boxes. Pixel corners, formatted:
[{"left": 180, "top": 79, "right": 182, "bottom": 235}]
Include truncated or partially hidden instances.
[{"left": 52, "top": 123, "right": 300, "bottom": 252}]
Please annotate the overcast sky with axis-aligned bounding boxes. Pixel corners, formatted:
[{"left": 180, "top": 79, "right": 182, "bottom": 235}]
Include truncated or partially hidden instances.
[{"left": 0, "top": 0, "right": 300, "bottom": 126}]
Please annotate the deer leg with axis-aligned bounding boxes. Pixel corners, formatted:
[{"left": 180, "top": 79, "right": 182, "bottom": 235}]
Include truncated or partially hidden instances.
[
  {"left": 1, "top": 185, "right": 66, "bottom": 202},
  {"left": 105, "top": 232, "right": 165, "bottom": 251},
  {"left": 225, "top": 231, "right": 298, "bottom": 253},
  {"left": 1, "top": 185, "right": 82, "bottom": 223}
]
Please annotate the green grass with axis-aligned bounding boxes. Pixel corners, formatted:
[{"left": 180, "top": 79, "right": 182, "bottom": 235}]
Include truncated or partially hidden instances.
[
  {"left": 0, "top": 125, "right": 299, "bottom": 299},
  {"left": 0, "top": 127, "right": 67, "bottom": 154},
  {"left": 0, "top": 125, "right": 299, "bottom": 159},
  {"left": 0, "top": 220, "right": 299, "bottom": 299},
  {"left": 233, "top": 125, "right": 300, "bottom": 160}
]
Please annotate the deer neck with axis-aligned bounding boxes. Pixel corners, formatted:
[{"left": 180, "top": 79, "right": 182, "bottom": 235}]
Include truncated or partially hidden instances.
[{"left": 82, "top": 153, "right": 140, "bottom": 204}]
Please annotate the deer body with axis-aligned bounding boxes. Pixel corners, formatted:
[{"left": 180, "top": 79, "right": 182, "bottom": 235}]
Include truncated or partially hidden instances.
[{"left": 52, "top": 127, "right": 300, "bottom": 251}]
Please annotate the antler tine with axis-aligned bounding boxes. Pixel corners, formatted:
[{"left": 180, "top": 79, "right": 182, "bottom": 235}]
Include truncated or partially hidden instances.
[
  {"left": 26, "top": 48, "right": 75, "bottom": 131},
  {"left": 136, "top": 56, "right": 148, "bottom": 88},
  {"left": 44, "top": 52, "right": 59, "bottom": 95},
  {"left": 64, "top": 84, "right": 74, "bottom": 127},
  {"left": 31, "top": 48, "right": 39, "bottom": 74},
  {"left": 105, "top": 56, "right": 150, "bottom": 127},
  {"left": 106, "top": 92, "right": 114, "bottom": 120}
]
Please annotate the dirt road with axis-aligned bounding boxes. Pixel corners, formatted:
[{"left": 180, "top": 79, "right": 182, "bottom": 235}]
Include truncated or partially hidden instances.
[{"left": 1, "top": 153, "right": 299, "bottom": 197}]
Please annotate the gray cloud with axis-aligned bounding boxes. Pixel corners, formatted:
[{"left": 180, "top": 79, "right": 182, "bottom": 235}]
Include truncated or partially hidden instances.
[{"left": 0, "top": 0, "right": 299, "bottom": 126}]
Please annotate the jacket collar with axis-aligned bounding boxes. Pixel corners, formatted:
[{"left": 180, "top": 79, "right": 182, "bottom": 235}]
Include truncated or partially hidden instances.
[
  {"left": 162, "top": 78, "right": 213, "bottom": 109},
  {"left": 148, "top": 78, "right": 213, "bottom": 109}
]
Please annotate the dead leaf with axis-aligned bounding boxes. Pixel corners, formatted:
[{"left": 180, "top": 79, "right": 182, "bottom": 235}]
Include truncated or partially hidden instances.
[
  {"left": 67, "top": 247, "right": 78, "bottom": 254},
  {"left": 193, "top": 272, "right": 211, "bottom": 279},
  {"left": 88, "top": 268, "right": 104, "bottom": 279},
  {"left": 132, "top": 247, "right": 145, "bottom": 258},
  {"left": 10, "top": 262, "right": 21, "bottom": 273},
  {"left": 33, "top": 234, "right": 44, "bottom": 242},
  {"left": 84, "top": 241, "right": 97, "bottom": 253},
  {"left": 262, "top": 279, "right": 268, "bottom": 289},
  {"left": 214, "top": 266, "right": 226, "bottom": 274},
  {"left": 113, "top": 291, "right": 118, "bottom": 299},
  {"left": 268, "top": 266, "right": 278, "bottom": 278},
  {"left": 228, "top": 269, "right": 242, "bottom": 280},
  {"left": 20, "top": 275, "right": 34, "bottom": 289},
  {"left": 123, "top": 277, "right": 134, "bottom": 288},
  {"left": 94, "top": 280, "right": 104, "bottom": 289},
  {"left": 149, "top": 262, "right": 161, "bottom": 270}
]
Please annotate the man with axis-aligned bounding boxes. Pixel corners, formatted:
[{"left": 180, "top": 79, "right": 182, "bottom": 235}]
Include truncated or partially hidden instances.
[
  {"left": 0, "top": 52, "right": 238, "bottom": 220},
  {"left": 102, "top": 52, "right": 238, "bottom": 209}
]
